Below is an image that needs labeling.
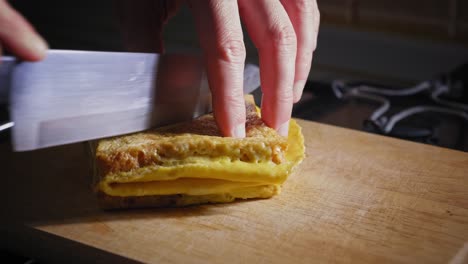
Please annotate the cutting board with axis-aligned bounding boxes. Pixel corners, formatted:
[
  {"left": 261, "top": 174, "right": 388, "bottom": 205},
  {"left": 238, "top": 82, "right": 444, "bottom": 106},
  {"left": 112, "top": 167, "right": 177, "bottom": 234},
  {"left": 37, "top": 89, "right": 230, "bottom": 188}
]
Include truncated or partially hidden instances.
[{"left": 1, "top": 119, "right": 468, "bottom": 263}]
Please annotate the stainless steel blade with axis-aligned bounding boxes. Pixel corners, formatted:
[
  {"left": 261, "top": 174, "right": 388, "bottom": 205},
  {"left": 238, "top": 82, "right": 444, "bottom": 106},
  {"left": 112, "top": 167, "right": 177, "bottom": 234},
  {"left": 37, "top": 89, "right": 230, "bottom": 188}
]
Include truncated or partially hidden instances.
[{"left": 4, "top": 50, "right": 260, "bottom": 151}]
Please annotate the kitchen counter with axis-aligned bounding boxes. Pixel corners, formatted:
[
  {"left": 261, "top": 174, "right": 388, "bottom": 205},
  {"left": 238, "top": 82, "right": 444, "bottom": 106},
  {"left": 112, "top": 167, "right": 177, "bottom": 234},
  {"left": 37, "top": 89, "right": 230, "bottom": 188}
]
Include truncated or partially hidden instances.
[{"left": 1, "top": 119, "right": 467, "bottom": 263}]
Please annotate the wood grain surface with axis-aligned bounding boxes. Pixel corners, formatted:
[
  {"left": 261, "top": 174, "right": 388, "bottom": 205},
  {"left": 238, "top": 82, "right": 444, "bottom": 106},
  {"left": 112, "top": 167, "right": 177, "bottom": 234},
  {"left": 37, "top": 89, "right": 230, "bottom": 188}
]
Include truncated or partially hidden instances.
[{"left": 1, "top": 119, "right": 468, "bottom": 263}]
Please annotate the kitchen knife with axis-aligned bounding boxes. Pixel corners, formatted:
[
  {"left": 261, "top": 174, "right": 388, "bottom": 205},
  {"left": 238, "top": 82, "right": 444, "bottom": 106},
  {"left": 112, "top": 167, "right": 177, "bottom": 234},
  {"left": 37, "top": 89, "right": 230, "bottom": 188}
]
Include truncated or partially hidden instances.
[{"left": 0, "top": 50, "right": 260, "bottom": 151}]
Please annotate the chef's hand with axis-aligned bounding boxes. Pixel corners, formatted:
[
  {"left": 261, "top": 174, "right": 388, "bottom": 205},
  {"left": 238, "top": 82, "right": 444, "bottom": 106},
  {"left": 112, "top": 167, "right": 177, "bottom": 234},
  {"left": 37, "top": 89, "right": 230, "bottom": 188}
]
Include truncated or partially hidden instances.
[
  {"left": 121, "top": 0, "right": 319, "bottom": 138},
  {"left": 0, "top": 0, "right": 48, "bottom": 61},
  {"left": 189, "top": 0, "right": 320, "bottom": 137}
]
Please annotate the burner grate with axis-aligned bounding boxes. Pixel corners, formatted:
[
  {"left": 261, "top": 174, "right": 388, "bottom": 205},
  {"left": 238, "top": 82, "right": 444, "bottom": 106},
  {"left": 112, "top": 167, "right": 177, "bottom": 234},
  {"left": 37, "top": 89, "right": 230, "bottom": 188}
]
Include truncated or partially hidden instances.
[{"left": 294, "top": 63, "right": 468, "bottom": 151}]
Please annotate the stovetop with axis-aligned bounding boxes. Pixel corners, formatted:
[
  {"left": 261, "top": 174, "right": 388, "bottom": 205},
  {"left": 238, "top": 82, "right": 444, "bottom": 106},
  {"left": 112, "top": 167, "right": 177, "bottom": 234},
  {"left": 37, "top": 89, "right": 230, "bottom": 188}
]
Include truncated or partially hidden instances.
[{"left": 293, "top": 63, "right": 468, "bottom": 152}]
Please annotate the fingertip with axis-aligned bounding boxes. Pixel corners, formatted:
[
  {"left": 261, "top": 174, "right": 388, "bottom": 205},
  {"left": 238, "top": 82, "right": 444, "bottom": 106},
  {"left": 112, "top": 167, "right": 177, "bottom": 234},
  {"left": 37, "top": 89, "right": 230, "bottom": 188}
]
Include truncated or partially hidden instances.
[
  {"left": 260, "top": 93, "right": 293, "bottom": 137},
  {"left": 230, "top": 123, "right": 246, "bottom": 138},
  {"left": 0, "top": 0, "right": 49, "bottom": 62},
  {"left": 3, "top": 31, "right": 49, "bottom": 61},
  {"left": 212, "top": 92, "right": 246, "bottom": 138},
  {"left": 277, "top": 120, "right": 289, "bottom": 137},
  {"left": 23, "top": 35, "right": 49, "bottom": 61}
]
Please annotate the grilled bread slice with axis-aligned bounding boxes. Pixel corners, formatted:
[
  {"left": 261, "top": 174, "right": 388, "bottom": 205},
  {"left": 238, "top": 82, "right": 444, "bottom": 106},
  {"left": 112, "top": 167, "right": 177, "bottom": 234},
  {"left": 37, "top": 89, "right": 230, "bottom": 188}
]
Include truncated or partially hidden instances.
[{"left": 94, "top": 96, "right": 304, "bottom": 209}]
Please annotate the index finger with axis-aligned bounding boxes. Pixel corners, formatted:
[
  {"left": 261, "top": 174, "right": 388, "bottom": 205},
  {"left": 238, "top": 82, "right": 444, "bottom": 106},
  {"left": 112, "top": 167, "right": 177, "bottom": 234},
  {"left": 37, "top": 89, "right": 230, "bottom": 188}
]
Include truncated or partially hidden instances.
[
  {"left": 239, "top": 0, "right": 297, "bottom": 136},
  {"left": 188, "top": 0, "right": 246, "bottom": 138},
  {"left": 0, "top": 0, "right": 48, "bottom": 61},
  {"left": 281, "top": 0, "right": 319, "bottom": 102}
]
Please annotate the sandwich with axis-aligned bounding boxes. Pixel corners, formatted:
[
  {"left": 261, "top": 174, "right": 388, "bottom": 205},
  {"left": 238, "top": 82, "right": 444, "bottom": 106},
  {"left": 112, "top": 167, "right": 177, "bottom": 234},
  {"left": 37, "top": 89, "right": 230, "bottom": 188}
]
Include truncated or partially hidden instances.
[{"left": 92, "top": 95, "right": 304, "bottom": 209}]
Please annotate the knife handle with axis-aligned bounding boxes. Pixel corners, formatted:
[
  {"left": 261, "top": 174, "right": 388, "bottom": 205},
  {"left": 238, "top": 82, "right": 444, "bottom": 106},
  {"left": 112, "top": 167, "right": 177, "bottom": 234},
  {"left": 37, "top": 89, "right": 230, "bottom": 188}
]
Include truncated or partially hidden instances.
[
  {"left": 0, "top": 57, "right": 16, "bottom": 134},
  {"left": 0, "top": 56, "right": 17, "bottom": 104}
]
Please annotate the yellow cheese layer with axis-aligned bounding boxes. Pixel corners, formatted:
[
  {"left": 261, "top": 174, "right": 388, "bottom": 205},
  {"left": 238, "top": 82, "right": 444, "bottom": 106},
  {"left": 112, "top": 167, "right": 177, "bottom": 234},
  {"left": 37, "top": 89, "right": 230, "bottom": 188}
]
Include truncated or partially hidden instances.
[{"left": 102, "top": 178, "right": 274, "bottom": 196}]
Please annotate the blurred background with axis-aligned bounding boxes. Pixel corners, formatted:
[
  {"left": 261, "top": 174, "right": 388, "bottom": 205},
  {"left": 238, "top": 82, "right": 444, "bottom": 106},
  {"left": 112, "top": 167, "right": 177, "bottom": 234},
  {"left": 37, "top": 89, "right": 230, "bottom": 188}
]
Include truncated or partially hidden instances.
[{"left": 4, "top": 0, "right": 468, "bottom": 152}]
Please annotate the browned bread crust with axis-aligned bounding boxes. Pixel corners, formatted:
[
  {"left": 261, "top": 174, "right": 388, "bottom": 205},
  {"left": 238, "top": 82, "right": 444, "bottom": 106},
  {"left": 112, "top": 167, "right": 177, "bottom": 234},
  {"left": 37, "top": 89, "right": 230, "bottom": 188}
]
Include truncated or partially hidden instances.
[{"left": 96, "top": 97, "right": 287, "bottom": 176}]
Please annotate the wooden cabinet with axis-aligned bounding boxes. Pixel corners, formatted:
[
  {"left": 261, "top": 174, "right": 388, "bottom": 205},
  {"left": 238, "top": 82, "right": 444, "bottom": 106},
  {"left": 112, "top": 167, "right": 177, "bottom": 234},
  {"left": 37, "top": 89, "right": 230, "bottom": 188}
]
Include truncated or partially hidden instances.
[{"left": 317, "top": 0, "right": 468, "bottom": 43}]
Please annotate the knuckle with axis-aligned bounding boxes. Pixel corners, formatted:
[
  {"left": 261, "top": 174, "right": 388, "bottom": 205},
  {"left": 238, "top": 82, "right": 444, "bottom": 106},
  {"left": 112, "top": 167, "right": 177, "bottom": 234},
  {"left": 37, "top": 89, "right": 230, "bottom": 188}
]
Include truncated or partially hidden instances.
[
  {"left": 268, "top": 25, "right": 297, "bottom": 53},
  {"left": 281, "top": 90, "right": 294, "bottom": 102},
  {"left": 215, "top": 38, "right": 246, "bottom": 64},
  {"left": 214, "top": 93, "right": 246, "bottom": 122},
  {"left": 265, "top": 89, "right": 294, "bottom": 103},
  {"left": 212, "top": 87, "right": 245, "bottom": 108},
  {"left": 228, "top": 106, "right": 246, "bottom": 123},
  {"left": 219, "top": 91, "right": 235, "bottom": 100},
  {"left": 293, "top": 0, "right": 316, "bottom": 14},
  {"left": 221, "top": 92, "right": 245, "bottom": 107}
]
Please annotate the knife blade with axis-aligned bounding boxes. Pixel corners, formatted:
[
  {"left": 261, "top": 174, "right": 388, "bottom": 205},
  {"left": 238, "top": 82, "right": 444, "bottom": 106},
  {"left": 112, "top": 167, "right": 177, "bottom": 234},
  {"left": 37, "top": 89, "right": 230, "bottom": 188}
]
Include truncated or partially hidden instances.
[{"left": 0, "top": 50, "right": 260, "bottom": 151}]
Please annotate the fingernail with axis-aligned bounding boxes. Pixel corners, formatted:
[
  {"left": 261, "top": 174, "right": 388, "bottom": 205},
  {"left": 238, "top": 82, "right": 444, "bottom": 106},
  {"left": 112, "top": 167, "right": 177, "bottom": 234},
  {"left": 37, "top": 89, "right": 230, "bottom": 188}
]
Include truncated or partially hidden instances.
[
  {"left": 293, "top": 80, "right": 306, "bottom": 102},
  {"left": 277, "top": 121, "right": 289, "bottom": 137},
  {"left": 231, "top": 123, "right": 246, "bottom": 138}
]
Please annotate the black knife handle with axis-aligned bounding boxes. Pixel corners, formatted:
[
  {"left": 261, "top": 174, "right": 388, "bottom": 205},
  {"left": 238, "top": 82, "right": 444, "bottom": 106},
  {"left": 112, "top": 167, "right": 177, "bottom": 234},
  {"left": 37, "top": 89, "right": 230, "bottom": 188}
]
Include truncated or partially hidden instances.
[{"left": 0, "top": 56, "right": 17, "bottom": 104}]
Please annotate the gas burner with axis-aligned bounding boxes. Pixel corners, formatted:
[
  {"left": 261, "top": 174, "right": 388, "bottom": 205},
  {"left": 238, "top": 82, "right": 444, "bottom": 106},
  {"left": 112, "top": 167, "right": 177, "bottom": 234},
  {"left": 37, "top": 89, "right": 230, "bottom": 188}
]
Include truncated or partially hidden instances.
[
  {"left": 293, "top": 63, "right": 468, "bottom": 151},
  {"left": 332, "top": 64, "right": 468, "bottom": 147}
]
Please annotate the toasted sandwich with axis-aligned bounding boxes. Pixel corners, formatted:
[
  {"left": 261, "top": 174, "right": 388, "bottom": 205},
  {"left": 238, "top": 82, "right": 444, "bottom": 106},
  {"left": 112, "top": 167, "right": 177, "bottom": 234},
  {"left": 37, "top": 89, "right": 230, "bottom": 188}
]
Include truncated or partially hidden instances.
[{"left": 93, "top": 96, "right": 304, "bottom": 209}]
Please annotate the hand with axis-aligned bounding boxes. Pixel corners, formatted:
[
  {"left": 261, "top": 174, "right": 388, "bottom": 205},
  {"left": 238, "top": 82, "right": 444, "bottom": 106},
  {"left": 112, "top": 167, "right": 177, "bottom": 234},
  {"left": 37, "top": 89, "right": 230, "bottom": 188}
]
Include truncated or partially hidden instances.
[
  {"left": 118, "top": 0, "right": 320, "bottom": 137},
  {"left": 188, "top": 0, "right": 320, "bottom": 137},
  {"left": 0, "top": 0, "right": 48, "bottom": 61}
]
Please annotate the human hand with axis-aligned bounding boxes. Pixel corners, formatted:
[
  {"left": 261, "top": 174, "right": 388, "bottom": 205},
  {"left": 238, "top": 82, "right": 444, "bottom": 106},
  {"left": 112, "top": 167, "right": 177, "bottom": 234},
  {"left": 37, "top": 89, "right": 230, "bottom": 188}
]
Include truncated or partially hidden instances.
[
  {"left": 119, "top": 0, "right": 319, "bottom": 138},
  {"left": 0, "top": 0, "right": 48, "bottom": 61},
  {"left": 188, "top": 0, "right": 320, "bottom": 137}
]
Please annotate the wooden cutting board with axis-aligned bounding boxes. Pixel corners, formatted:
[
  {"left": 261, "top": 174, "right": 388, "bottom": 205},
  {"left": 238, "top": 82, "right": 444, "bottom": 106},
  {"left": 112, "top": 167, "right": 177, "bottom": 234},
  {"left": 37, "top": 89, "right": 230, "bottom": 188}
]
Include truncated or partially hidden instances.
[{"left": 1, "top": 119, "right": 468, "bottom": 263}]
